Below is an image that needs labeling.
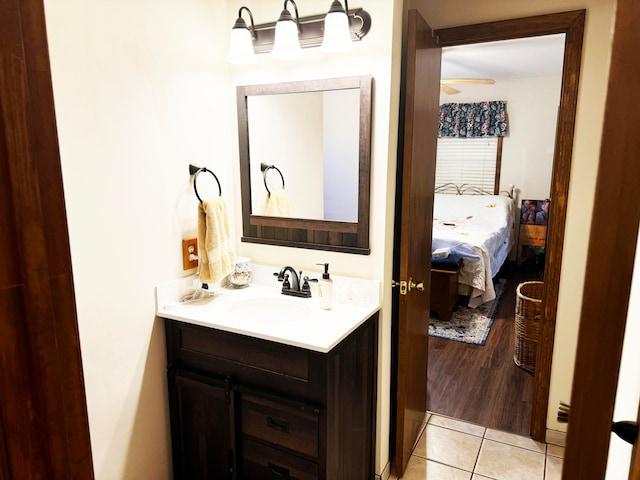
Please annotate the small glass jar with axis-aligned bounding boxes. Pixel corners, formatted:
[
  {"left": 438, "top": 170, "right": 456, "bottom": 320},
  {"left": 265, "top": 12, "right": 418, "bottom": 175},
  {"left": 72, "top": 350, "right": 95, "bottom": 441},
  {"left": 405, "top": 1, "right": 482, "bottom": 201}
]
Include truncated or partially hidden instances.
[{"left": 229, "top": 257, "right": 253, "bottom": 289}]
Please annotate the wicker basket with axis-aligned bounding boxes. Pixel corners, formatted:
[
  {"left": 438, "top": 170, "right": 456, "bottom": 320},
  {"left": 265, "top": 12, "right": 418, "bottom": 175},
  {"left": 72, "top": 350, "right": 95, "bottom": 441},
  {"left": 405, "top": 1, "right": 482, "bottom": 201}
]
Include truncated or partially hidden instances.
[{"left": 514, "top": 281, "right": 544, "bottom": 373}]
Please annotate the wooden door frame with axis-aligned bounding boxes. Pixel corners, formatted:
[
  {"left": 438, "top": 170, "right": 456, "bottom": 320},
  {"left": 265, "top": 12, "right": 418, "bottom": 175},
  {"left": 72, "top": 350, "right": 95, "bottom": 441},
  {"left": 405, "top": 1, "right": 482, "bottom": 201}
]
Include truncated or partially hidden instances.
[
  {"left": 563, "top": 0, "right": 640, "bottom": 476},
  {"left": 435, "top": 9, "right": 585, "bottom": 441}
]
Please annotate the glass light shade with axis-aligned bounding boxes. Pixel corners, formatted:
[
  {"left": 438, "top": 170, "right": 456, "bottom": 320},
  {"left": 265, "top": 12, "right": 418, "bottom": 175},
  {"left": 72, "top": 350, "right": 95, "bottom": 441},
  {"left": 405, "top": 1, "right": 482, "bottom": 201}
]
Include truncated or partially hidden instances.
[
  {"left": 321, "top": 10, "right": 353, "bottom": 52},
  {"left": 271, "top": 18, "right": 303, "bottom": 60},
  {"left": 226, "top": 27, "right": 256, "bottom": 64}
]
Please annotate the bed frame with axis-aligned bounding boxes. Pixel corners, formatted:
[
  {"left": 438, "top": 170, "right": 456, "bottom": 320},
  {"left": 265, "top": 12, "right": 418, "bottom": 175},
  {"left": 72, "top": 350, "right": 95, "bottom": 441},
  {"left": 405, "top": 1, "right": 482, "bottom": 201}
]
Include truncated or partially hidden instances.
[
  {"left": 434, "top": 182, "right": 515, "bottom": 198},
  {"left": 430, "top": 261, "right": 462, "bottom": 321}
]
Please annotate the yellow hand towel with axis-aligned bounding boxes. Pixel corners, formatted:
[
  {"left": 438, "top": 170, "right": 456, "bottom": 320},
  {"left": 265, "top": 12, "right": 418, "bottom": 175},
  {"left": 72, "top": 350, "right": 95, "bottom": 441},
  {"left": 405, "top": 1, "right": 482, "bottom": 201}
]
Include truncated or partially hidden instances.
[
  {"left": 197, "top": 197, "right": 236, "bottom": 284},
  {"left": 263, "top": 190, "right": 293, "bottom": 217}
]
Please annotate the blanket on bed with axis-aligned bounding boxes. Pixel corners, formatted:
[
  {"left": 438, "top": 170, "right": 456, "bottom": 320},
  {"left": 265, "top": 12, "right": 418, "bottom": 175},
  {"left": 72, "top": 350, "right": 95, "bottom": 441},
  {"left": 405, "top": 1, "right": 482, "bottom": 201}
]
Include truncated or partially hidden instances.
[{"left": 432, "top": 193, "right": 515, "bottom": 307}]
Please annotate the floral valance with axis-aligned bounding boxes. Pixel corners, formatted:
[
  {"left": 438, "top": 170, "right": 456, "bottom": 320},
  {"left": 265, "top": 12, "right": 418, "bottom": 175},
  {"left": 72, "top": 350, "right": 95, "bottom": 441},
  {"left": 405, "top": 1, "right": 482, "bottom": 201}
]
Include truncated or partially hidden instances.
[{"left": 438, "top": 100, "right": 508, "bottom": 138}]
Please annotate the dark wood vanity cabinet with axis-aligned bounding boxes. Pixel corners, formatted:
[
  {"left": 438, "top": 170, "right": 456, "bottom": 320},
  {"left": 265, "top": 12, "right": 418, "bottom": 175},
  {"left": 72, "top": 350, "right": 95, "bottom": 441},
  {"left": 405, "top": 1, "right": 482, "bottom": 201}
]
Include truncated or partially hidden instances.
[{"left": 164, "top": 312, "right": 378, "bottom": 480}]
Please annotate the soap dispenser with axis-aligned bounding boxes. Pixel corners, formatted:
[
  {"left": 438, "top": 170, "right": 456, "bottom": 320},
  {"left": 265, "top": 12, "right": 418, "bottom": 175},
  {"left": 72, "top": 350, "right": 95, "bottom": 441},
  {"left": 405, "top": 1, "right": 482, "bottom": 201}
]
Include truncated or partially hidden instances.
[{"left": 317, "top": 263, "right": 333, "bottom": 310}]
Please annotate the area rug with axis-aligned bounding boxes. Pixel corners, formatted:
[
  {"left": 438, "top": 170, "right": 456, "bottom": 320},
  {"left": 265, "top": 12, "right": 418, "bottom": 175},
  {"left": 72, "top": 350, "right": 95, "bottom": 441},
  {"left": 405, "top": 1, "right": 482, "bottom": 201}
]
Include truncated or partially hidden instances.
[{"left": 428, "top": 278, "right": 507, "bottom": 346}]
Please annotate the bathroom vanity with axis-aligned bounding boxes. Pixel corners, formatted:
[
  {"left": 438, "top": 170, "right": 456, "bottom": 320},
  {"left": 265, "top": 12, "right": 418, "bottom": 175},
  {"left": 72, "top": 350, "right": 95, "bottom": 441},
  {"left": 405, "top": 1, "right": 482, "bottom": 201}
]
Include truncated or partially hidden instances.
[{"left": 157, "top": 272, "right": 380, "bottom": 479}]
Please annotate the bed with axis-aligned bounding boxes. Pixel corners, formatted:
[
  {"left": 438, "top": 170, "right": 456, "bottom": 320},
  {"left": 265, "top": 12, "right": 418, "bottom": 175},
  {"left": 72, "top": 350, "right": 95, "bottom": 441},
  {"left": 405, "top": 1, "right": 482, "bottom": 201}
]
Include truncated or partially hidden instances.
[{"left": 431, "top": 187, "right": 516, "bottom": 310}]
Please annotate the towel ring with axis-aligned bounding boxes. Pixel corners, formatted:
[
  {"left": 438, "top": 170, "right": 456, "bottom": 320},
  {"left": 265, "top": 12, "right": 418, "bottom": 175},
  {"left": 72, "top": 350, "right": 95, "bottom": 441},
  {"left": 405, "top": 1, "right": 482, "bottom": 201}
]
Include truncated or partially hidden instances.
[
  {"left": 189, "top": 164, "right": 221, "bottom": 203},
  {"left": 260, "top": 162, "right": 285, "bottom": 194}
]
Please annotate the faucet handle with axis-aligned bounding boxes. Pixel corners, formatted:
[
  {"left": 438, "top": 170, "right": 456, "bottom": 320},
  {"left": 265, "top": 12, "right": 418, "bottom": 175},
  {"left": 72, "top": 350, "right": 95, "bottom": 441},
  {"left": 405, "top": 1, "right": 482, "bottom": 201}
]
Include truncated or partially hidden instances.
[{"left": 282, "top": 273, "right": 291, "bottom": 290}]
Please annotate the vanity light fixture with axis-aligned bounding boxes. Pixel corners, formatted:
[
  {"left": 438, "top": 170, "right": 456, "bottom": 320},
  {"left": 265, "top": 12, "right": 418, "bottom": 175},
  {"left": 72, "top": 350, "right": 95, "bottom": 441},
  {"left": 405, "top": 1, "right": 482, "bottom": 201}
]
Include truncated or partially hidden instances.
[
  {"left": 226, "top": 7, "right": 257, "bottom": 64},
  {"left": 271, "top": 0, "right": 303, "bottom": 60},
  {"left": 320, "top": 0, "right": 354, "bottom": 52},
  {"left": 225, "top": 2, "right": 371, "bottom": 62}
]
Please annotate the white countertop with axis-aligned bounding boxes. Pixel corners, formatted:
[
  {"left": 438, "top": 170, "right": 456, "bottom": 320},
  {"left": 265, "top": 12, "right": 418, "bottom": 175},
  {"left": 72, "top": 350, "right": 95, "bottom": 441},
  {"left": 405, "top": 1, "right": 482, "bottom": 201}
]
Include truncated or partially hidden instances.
[{"left": 155, "top": 266, "right": 381, "bottom": 353}]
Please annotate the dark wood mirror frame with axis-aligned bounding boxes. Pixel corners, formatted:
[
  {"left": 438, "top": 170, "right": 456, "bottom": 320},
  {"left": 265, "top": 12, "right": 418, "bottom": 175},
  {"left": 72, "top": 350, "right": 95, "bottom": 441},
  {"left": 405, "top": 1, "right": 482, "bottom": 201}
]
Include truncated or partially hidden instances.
[{"left": 237, "top": 75, "right": 373, "bottom": 254}]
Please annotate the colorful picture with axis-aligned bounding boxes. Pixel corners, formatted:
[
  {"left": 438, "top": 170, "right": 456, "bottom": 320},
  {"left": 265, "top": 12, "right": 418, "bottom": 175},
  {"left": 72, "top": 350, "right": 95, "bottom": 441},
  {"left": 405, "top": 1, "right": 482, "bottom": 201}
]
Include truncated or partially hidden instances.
[{"left": 521, "top": 199, "right": 550, "bottom": 226}]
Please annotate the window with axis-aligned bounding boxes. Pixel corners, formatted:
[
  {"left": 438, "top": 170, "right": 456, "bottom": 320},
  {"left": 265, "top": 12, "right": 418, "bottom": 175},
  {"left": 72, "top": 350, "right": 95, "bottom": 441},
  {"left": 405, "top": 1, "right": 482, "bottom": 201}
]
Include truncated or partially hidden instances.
[{"left": 435, "top": 137, "right": 502, "bottom": 194}]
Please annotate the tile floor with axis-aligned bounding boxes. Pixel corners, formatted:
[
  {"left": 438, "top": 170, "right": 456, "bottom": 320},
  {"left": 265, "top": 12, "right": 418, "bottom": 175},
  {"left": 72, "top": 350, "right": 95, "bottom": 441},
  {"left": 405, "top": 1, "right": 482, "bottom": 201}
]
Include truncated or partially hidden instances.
[{"left": 390, "top": 413, "right": 565, "bottom": 480}]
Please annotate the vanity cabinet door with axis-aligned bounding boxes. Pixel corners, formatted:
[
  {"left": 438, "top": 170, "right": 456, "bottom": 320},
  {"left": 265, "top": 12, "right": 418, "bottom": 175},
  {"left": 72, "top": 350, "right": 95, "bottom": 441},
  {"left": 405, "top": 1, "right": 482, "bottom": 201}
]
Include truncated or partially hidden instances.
[{"left": 171, "top": 371, "right": 235, "bottom": 480}]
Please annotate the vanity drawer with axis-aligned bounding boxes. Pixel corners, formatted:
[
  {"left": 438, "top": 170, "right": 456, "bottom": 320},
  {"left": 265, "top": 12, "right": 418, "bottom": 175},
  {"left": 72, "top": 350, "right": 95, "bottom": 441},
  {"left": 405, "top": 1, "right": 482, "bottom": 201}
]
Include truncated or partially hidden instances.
[
  {"left": 240, "top": 439, "right": 318, "bottom": 480},
  {"left": 240, "top": 393, "right": 320, "bottom": 459},
  {"left": 179, "top": 324, "right": 309, "bottom": 379},
  {"left": 165, "top": 320, "right": 323, "bottom": 398}
]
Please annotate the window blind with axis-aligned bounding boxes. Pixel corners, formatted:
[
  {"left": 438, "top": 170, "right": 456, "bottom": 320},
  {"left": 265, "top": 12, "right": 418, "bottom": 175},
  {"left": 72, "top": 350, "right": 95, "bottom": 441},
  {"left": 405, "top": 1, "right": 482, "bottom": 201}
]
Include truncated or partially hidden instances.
[{"left": 435, "top": 137, "right": 499, "bottom": 193}]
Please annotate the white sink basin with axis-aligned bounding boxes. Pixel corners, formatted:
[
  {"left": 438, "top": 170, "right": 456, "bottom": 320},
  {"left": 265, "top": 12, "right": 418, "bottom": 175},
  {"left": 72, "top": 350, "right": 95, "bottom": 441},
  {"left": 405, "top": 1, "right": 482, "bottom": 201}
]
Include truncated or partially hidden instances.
[{"left": 226, "top": 296, "right": 313, "bottom": 321}]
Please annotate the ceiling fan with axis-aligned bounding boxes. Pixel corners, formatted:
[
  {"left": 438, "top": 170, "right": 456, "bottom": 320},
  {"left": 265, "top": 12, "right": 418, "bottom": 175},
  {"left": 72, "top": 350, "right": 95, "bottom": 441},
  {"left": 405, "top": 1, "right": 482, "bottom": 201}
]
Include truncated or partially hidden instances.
[{"left": 440, "top": 78, "right": 496, "bottom": 95}]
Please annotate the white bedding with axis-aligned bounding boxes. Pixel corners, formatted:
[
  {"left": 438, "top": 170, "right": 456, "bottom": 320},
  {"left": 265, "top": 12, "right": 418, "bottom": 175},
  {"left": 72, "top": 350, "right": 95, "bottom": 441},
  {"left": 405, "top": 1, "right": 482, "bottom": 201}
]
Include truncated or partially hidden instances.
[{"left": 432, "top": 193, "right": 515, "bottom": 307}]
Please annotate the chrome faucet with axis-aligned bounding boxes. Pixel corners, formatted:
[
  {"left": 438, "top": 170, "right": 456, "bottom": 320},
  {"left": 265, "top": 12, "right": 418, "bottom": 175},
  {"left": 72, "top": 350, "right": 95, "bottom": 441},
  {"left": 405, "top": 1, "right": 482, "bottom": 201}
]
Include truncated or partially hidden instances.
[{"left": 275, "top": 266, "right": 312, "bottom": 298}]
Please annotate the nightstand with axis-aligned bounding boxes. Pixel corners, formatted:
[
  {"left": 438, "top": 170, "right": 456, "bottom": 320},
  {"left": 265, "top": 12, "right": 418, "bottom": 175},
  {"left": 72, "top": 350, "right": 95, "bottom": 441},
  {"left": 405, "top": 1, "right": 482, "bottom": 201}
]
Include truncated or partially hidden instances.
[{"left": 517, "top": 224, "right": 547, "bottom": 266}]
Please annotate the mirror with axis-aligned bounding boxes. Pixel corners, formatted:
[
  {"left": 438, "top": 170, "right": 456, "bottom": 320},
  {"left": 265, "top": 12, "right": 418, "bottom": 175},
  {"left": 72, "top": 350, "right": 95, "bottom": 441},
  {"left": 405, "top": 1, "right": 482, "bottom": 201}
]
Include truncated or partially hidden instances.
[
  {"left": 237, "top": 76, "right": 373, "bottom": 254},
  {"left": 247, "top": 89, "right": 361, "bottom": 222}
]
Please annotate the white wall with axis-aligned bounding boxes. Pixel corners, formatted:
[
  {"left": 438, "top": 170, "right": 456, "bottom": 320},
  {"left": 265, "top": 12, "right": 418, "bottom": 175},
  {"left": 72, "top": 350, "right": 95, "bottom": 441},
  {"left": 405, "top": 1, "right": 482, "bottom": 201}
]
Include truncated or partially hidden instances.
[{"left": 44, "top": 1, "right": 233, "bottom": 478}]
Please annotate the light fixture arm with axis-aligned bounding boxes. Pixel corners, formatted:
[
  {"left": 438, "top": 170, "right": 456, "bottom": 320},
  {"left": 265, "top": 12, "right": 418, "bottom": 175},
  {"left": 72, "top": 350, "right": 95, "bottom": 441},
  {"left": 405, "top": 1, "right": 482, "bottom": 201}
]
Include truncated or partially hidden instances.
[
  {"left": 344, "top": 0, "right": 354, "bottom": 28},
  {"left": 283, "top": 0, "right": 301, "bottom": 34},
  {"left": 236, "top": 6, "right": 256, "bottom": 40},
  {"left": 326, "top": 0, "right": 350, "bottom": 18}
]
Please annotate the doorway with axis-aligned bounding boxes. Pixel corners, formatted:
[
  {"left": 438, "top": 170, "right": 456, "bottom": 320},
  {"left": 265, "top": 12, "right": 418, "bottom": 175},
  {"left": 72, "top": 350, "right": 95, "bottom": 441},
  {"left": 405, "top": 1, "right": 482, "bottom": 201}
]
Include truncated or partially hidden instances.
[
  {"left": 427, "top": 34, "right": 566, "bottom": 436},
  {"left": 429, "top": 11, "right": 585, "bottom": 441},
  {"left": 392, "top": 13, "right": 586, "bottom": 472}
]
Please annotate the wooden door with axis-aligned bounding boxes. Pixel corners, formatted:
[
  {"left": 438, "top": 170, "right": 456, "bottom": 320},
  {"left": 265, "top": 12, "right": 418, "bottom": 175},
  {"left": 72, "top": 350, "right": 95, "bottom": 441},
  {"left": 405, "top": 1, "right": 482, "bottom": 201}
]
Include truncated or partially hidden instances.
[
  {"left": 0, "top": 417, "right": 8, "bottom": 480},
  {"left": 562, "top": 0, "right": 640, "bottom": 476},
  {"left": 0, "top": 0, "right": 94, "bottom": 477},
  {"left": 393, "top": 9, "right": 441, "bottom": 477}
]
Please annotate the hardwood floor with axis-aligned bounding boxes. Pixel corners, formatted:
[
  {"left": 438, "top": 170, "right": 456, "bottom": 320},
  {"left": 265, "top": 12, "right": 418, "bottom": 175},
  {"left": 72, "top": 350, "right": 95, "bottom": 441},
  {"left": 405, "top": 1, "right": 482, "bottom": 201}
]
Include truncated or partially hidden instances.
[{"left": 427, "top": 263, "right": 542, "bottom": 437}]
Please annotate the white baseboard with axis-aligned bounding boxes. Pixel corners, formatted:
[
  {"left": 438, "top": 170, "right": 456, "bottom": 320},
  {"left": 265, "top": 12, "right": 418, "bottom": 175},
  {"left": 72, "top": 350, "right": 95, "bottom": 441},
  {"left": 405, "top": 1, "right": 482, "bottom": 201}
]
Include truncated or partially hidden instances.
[
  {"left": 375, "top": 461, "right": 391, "bottom": 480},
  {"left": 546, "top": 428, "right": 567, "bottom": 447}
]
